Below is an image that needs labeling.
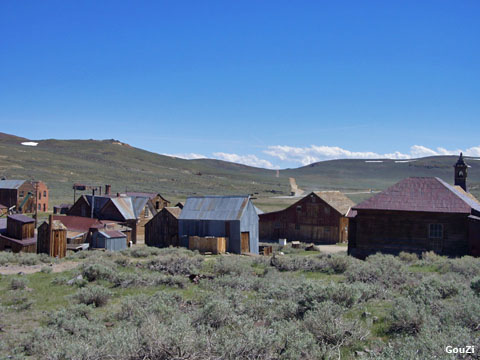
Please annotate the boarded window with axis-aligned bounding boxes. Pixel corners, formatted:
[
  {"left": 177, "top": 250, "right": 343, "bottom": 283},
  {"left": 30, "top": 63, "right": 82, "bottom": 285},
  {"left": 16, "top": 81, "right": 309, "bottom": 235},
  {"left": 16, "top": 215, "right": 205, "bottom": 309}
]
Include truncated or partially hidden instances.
[{"left": 429, "top": 224, "right": 443, "bottom": 239}]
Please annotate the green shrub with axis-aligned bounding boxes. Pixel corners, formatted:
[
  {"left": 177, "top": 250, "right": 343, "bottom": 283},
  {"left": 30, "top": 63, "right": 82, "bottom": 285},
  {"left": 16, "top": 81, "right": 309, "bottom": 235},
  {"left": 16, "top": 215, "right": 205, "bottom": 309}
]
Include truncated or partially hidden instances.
[
  {"left": 80, "top": 261, "right": 115, "bottom": 282},
  {"left": 146, "top": 253, "right": 203, "bottom": 275},
  {"left": 387, "top": 298, "right": 425, "bottom": 335},
  {"left": 471, "top": 276, "right": 480, "bottom": 295},
  {"left": 71, "top": 285, "right": 112, "bottom": 307},
  {"left": 0, "top": 252, "right": 16, "bottom": 265},
  {"left": 399, "top": 251, "right": 419, "bottom": 263},
  {"left": 303, "top": 301, "right": 368, "bottom": 348},
  {"left": 40, "top": 266, "right": 53, "bottom": 274},
  {"left": 10, "top": 277, "right": 28, "bottom": 290}
]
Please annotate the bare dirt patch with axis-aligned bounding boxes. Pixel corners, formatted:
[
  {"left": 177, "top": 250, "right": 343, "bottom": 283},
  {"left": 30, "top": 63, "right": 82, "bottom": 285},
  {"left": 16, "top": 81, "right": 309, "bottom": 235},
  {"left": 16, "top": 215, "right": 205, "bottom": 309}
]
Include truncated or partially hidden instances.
[{"left": 0, "top": 261, "right": 79, "bottom": 275}]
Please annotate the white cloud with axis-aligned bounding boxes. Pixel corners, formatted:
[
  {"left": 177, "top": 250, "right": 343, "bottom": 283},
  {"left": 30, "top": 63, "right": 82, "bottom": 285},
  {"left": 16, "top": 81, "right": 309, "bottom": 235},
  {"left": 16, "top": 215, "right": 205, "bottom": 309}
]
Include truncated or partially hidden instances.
[
  {"left": 163, "top": 153, "right": 206, "bottom": 160},
  {"left": 263, "top": 144, "right": 480, "bottom": 166},
  {"left": 212, "top": 152, "right": 279, "bottom": 169}
]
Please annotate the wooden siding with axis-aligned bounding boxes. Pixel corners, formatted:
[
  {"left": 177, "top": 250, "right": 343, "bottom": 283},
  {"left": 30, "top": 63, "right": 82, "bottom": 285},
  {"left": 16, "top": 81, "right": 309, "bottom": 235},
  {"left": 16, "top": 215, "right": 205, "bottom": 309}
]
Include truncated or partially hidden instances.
[
  {"left": 145, "top": 208, "right": 179, "bottom": 248},
  {"left": 0, "top": 189, "right": 17, "bottom": 209},
  {"left": 259, "top": 194, "right": 347, "bottom": 244},
  {"left": 7, "top": 219, "right": 34, "bottom": 240},
  {"left": 348, "top": 210, "right": 470, "bottom": 258},
  {"left": 188, "top": 236, "right": 227, "bottom": 254},
  {"left": 0, "top": 236, "right": 36, "bottom": 253},
  {"left": 37, "top": 222, "right": 67, "bottom": 258}
]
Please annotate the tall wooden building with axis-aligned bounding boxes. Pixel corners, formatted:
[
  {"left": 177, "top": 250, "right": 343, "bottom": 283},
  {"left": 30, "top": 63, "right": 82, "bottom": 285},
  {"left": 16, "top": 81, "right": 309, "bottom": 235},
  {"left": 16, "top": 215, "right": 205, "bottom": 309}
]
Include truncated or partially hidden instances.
[
  {"left": 259, "top": 191, "right": 355, "bottom": 244},
  {"left": 145, "top": 207, "right": 181, "bottom": 248},
  {"left": 348, "top": 163, "right": 480, "bottom": 259}
]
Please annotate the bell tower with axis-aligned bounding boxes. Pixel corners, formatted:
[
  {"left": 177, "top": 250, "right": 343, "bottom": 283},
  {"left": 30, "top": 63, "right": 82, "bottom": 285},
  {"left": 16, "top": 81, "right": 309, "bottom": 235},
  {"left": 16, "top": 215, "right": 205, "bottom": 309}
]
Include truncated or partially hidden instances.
[{"left": 454, "top": 153, "right": 468, "bottom": 192}]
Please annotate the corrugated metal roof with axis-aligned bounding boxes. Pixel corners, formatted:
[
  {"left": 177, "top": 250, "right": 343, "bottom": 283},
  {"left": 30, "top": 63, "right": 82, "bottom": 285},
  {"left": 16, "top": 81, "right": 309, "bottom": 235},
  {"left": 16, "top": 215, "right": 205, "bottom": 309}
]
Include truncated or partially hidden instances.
[
  {"left": 130, "top": 196, "right": 149, "bottom": 218},
  {"left": 109, "top": 197, "right": 136, "bottom": 220},
  {"left": 99, "top": 230, "right": 126, "bottom": 238},
  {"left": 313, "top": 191, "right": 355, "bottom": 216},
  {"left": 0, "top": 180, "right": 26, "bottom": 189},
  {"left": 354, "top": 177, "right": 479, "bottom": 214},
  {"left": 179, "top": 195, "right": 250, "bottom": 221}
]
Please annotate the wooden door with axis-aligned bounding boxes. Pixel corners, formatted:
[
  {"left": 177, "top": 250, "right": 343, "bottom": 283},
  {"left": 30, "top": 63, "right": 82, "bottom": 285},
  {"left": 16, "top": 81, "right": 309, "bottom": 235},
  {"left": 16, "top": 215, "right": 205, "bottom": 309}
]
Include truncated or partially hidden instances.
[{"left": 241, "top": 232, "right": 250, "bottom": 253}]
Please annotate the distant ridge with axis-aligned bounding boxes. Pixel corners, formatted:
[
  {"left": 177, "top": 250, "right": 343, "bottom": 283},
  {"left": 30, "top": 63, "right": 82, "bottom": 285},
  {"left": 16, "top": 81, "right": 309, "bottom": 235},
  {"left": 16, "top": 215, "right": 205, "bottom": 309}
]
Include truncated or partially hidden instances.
[{"left": 0, "top": 132, "right": 478, "bottom": 206}]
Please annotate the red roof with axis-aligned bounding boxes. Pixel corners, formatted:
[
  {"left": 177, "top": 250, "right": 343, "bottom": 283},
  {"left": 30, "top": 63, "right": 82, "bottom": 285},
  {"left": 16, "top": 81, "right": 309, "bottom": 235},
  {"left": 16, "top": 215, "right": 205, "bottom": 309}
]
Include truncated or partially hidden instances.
[
  {"left": 353, "top": 177, "right": 480, "bottom": 214},
  {"left": 52, "top": 215, "right": 102, "bottom": 232}
]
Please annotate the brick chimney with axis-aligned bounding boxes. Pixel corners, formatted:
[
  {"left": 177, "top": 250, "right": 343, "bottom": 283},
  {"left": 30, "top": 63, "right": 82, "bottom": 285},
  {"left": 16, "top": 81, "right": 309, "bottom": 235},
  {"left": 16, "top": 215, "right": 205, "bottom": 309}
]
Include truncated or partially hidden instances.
[{"left": 105, "top": 184, "right": 111, "bottom": 195}]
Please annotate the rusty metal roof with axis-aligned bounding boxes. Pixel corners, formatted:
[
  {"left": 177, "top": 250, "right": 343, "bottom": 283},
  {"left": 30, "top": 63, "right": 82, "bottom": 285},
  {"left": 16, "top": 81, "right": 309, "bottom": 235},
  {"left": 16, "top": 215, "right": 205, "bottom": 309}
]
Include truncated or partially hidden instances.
[
  {"left": 0, "top": 180, "right": 26, "bottom": 189},
  {"left": 8, "top": 214, "right": 34, "bottom": 223},
  {"left": 179, "top": 195, "right": 250, "bottom": 221},
  {"left": 52, "top": 215, "right": 102, "bottom": 232},
  {"left": 353, "top": 177, "right": 480, "bottom": 214}
]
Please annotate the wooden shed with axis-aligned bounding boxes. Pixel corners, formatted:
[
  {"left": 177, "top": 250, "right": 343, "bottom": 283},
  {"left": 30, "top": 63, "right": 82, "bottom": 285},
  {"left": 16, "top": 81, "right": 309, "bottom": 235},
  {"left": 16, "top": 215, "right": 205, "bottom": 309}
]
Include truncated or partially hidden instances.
[
  {"left": 91, "top": 230, "right": 127, "bottom": 251},
  {"left": 178, "top": 195, "right": 259, "bottom": 254},
  {"left": 348, "top": 177, "right": 480, "bottom": 259},
  {"left": 145, "top": 207, "right": 181, "bottom": 248},
  {"left": 0, "top": 214, "right": 37, "bottom": 253},
  {"left": 37, "top": 217, "right": 67, "bottom": 258},
  {"left": 259, "top": 191, "right": 355, "bottom": 244}
]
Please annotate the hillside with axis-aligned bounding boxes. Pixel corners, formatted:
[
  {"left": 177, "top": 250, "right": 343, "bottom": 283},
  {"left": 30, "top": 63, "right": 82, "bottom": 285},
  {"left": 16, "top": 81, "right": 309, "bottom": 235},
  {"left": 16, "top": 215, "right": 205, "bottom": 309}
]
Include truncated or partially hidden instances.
[{"left": 0, "top": 133, "right": 479, "bottom": 211}]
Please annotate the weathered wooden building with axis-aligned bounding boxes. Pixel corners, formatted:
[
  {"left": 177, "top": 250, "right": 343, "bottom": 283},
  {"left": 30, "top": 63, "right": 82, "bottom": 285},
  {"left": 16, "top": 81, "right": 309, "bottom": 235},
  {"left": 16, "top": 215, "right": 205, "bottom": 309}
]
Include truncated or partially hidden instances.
[
  {"left": 0, "top": 179, "right": 49, "bottom": 213},
  {"left": 145, "top": 207, "right": 181, "bottom": 248},
  {"left": 178, "top": 195, "right": 259, "bottom": 254},
  {"left": 37, "top": 217, "right": 67, "bottom": 258},
  {"left": 67, "top": 192, "right": 165, "bottom": 243},
  {"left": 0, "top": 214, "right": 37, "bottom": 253},
  {"left": 348, "top": 174, "right": 480, "bottom": 259},
  {"left": 259, "top": 191, "right": 355, "bottom": 244}
]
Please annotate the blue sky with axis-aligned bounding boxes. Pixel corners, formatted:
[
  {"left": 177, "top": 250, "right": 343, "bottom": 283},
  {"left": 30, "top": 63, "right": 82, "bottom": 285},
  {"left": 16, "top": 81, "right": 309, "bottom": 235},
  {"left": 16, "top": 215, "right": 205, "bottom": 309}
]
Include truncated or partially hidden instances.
[{"left": 1, "top": 1, "right": 479, "bottom": 169}]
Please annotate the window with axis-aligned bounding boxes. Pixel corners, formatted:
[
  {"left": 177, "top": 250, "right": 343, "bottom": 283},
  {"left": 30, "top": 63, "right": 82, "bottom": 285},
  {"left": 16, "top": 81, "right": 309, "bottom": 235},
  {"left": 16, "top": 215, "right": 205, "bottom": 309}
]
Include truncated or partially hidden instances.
[
  {"left": 296, "top": 205, "right": 302, "bottom": 211},
  {"left": 324, "top": 227, "right": 330, "bottom": 234},
  {"left": 311, "top": 195, "right": 316, "bottom": 203},
  {"left": 43, "top": 204, "right": 46, "bottom": 212},
  {"left": 274, "top": 221, "right": 281, "bottom": 229},
  {"left": 295, "top": 223, "right": 300, "bottom": 230},
  {"left": 324, "top": 206, "right": 330, "bottom": 215},
  {"left": 19, "top": 191, "right": 24, "bottom": 198},
  {"left": 43, "top": 191, "right": 47, "bottom": 197},
  {"left": 156, "top": 201, "right": 160, "bottom": 210},
  {"left": 39, "top": 192, "right": 42, "bottom": 200},
  {"left": 38, "top": 204, "right": 41, "bottom": 210},
  {"left": 429, "top": 224, "right": 443, "bottom": 239}
]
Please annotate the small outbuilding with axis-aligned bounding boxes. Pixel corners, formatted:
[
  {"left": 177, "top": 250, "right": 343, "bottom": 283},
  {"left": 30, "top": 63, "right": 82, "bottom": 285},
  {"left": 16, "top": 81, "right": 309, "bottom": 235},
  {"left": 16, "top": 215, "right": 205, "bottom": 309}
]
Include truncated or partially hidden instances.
[
  {"left": 91, "top": 230, "right": 127, "bottom": 251},
  {"left": 178, "top": 195, "right": 259, "bottom": 254},
  {"left": 0, "top": 214, "right": 37, "bottom": 253},
  {"left": 37, "top": 217, "right": 67, "bottom": 258},
  {"left": 145, "top": 207, "right": 181, "bottom": 248}
]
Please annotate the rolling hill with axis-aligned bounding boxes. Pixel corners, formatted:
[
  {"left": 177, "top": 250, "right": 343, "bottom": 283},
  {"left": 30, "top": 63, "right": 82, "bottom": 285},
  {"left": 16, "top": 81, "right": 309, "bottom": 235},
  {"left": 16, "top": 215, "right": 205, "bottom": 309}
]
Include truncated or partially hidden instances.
[{"left": 0, "top": 132, "right": 478, "bottom": 211}]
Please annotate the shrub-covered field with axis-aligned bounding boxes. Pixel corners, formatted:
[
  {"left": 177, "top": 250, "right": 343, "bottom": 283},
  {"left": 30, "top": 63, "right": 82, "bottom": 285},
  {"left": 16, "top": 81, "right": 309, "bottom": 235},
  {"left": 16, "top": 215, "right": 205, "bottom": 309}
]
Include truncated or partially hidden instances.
[{"left": 0, "top": 247, "right": 478, "bottom": 359}]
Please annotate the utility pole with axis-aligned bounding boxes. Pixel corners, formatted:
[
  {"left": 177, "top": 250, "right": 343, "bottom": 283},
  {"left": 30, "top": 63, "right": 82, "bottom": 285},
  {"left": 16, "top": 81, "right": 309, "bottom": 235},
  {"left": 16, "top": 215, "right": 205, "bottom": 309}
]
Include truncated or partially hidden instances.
[{"left": 34, "top": 181, "right": 38, "bottom": 228}]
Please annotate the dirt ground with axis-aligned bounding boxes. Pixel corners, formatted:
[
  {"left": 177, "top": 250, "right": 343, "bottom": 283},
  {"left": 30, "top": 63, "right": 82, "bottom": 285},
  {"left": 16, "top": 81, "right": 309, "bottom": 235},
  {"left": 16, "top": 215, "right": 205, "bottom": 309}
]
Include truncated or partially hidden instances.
[
  {"left": 316, "top": 245, "right": 348, "bottom": 254},
  {"left": 0, "top": 261, "right": 80, "bottom": 275}
]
